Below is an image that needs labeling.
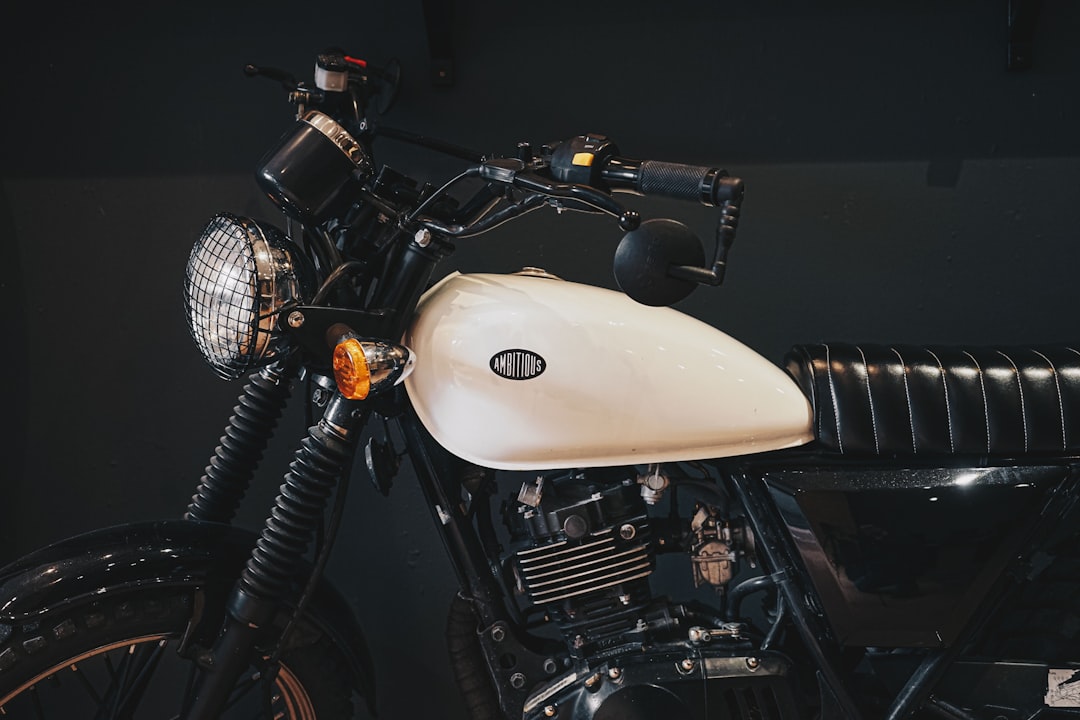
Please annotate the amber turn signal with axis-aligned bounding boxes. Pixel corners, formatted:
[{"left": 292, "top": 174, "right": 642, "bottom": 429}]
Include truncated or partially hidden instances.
[
  {"left": 331, "top": 337, "right": 415, "bottom": 401},
  {"left": 333, "top": 337, "right": 372, "bottom": 400}
]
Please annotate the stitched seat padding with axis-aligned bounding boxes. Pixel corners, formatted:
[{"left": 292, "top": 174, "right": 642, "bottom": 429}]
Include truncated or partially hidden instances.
[{"left": 784, "top": 343, "right": 1080, "bottom": 456}]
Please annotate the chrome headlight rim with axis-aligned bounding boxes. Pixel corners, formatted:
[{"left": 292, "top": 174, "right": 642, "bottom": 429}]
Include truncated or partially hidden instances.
[{"left": 184, "top": 212, "right": 315, "bottom": 379}]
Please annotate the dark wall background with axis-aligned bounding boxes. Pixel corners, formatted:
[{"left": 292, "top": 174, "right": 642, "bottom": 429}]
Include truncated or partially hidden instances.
[{"left": 2, "top": 2, "right": 1078, "bottom": 718}]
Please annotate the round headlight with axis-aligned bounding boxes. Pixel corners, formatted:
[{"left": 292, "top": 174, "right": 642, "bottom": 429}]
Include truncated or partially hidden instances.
[{"left": 183, "top": 213, "right": 315, "bottom": 379}]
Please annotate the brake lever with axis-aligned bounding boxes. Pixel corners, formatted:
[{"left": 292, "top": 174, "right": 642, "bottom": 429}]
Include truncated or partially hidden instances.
[{"left": 479, "top": 159, "right": 640, "bottom": 231}]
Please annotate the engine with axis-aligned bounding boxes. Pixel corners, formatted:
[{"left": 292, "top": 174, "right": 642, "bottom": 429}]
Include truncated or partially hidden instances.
[
  {"left": 506, "top": 468, "right": 656, "bottom": 647},
  {"left": 499, "top": 466, "right": 799, "bottom": 719}
]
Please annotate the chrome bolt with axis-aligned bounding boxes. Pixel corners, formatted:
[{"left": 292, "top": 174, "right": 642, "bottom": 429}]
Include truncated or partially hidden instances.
[
  {"left": 543, "top": 705, "right": 558, "bottom": 717},
  {"left": 414, "top": 228, "right": 433, "bottom": 247},
  {"left": 490, "top": 625, "right": 506, "bottom": 643},
  {"left": 608, "top": 667, "right": 622, "bottom": 680},
  {"left": 510, "top": 672, "right": 526, "bottom": 689},
  {"left": 287, "top": 311, "right": 305, "bottom": 328},
  {"left": 542, "top": 657, "right": 558, "bottom": 674},
  {"left": 680, "top": 658, "right": 695, "bottom": 672},
  {"left": 619, "top": 523, "right": 636, "bottom": 540},
  {"left": 584, "top": 672, "right": 601, "bottom": 689},
  {"left": 746, "top": 657, "right": 760, "bottom": 670}
]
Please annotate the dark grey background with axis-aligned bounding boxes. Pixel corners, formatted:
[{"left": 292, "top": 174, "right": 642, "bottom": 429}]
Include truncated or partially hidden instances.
[{"left": 2, "top": 2, "right": 1078, "bottom": 718}]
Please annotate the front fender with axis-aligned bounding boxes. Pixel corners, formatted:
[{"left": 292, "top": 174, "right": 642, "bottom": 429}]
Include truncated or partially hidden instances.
[{"left": 0, "top": 519, "right": 375, "bottom": 712}]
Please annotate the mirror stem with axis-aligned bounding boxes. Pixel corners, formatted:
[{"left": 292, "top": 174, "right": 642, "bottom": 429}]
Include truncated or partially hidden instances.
[{"left": 669, "top": 197, "right": 740, "bottom": 287}]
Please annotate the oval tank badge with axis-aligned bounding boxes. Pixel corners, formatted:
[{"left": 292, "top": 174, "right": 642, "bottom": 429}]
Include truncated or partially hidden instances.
[{"left": 490, "top": 349, "right": 546, "bottom": 380}]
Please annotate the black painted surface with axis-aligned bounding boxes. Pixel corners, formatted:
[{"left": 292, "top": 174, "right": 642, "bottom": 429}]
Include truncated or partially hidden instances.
[{"left": 765, "top": 465, "right": 1067, "bottom": 647}]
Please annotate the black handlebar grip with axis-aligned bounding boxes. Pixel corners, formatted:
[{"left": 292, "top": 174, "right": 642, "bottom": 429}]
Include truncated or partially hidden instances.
[
  {"left": 637, "top": 160, "right": 729, "bottom": 206},
  {"left": 600, "top": 155, "right": 742, "bottom": 207}
]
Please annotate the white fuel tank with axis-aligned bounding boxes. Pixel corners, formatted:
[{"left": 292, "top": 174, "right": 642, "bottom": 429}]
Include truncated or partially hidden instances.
[{"left": 403, "top": 271, "right": 813, "bottom": 470}]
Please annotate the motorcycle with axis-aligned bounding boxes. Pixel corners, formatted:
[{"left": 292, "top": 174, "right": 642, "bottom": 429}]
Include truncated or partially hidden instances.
[{"left": 1, "top": 47, "right": 1078, "bottom": 720}]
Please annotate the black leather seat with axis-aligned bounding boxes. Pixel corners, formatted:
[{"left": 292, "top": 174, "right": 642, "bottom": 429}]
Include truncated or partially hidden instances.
[{"left": 784, "top": 343, "right": 1080, "bottom": 457}]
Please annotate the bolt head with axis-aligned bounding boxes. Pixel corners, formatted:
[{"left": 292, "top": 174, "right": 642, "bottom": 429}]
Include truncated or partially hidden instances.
[
  {"left": 491, "top": 625, "right": 506, "bottom": 643},
  {"left": 608, "top": 667, "right": 621, "bottom": 680},
  {"left": 543, "top": 705, "right": 558, "bottom": 717},
  {"left": 287, "top": 310, "right": 305, "bottom": 328},
  {"left": 510, "top": 672, "right": 526, "bottom": 689},
  {"left": 680, "top": 658, "right": 695, "bottom": 671},
  {"left": 746, "top": 657, "right": 760, "bottom": 669}
]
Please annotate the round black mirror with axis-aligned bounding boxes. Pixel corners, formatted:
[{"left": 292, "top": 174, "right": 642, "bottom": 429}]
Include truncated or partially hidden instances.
[{"left": 613, "top": 219, "right": 705, "bottom": 306}]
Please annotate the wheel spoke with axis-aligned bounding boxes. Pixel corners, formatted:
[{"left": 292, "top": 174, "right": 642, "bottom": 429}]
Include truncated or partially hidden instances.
[
  {"left": 113, "top": 640, "right": 168, "bottom": 718},
  {"left": 0, "top": 592, "right": 329, "bottom": 720},
  {"left": 178, "top": 658, "right": 198, "bottom": 719},
  {"left": 95, "top": 644, "right": 137, "bottom": 720},
  {"left": 30, "top": 686, "right": 45, "bottom": 720},
  {"left": 222, "top": 670, "right": 263, "bottom": 711},
  {"left": 70, "top": 663, "right": 103, "bottom": 704},
  {"left": 103, "top": 652, "right": 118, "bottom": 683}
]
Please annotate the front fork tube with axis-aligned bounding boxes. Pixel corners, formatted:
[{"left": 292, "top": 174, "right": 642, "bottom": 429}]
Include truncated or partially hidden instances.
[
  {"left": 182, "top": 393, "right": 369, "bottom": 720},
  {"left": 186, "top": 360, "right": 298, "bottom": 524}
]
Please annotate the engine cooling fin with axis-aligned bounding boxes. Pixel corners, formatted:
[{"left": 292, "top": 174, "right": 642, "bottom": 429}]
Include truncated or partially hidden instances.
[{"left": 516, "top": 522, "right": 654, "bottom": 605}]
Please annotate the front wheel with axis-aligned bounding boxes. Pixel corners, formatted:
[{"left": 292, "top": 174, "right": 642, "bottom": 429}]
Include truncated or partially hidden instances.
[{"left": 0, "top": 587, "right": 354, "bottom": 719}]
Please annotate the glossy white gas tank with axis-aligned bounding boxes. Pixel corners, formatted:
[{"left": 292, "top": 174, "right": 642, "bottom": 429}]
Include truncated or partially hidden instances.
[{"left": 403, "top": 271, "right": 813, "bottom": 470}]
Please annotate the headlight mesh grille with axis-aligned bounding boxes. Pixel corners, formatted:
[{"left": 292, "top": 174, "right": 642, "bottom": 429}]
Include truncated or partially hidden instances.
[{"left": 184, "top": 214, "right": 266, "bottom": 379}]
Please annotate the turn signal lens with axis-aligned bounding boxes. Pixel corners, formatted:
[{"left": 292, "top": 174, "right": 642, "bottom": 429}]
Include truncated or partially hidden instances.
[
  {"left": 332, "top": 337, "right": 416, "bottom": 401},
  {"left": 333, "top": 338, "right": 371, "bottom": 400}
]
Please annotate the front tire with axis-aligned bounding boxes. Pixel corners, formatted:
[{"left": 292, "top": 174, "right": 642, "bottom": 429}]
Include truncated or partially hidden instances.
[{"left": 0, "top": 586, "right": 354, "bottom": 718}]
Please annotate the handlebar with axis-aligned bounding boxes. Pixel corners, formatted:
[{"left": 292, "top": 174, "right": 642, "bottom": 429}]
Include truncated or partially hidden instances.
[
  {"left": 547, "top": 134, "right": 743, "bottom": 207},
  {"left": 410, "top": 160, "right": 642, "bottom": 238},
  {"left": 245, "top": 50, "right": 750, "bottom": 316},
  {"left": 601, "top": 157, "right": 744, "bottom": 207},
  {"left": 404, "top": 135, "right": 745, "bottom": 243}
]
